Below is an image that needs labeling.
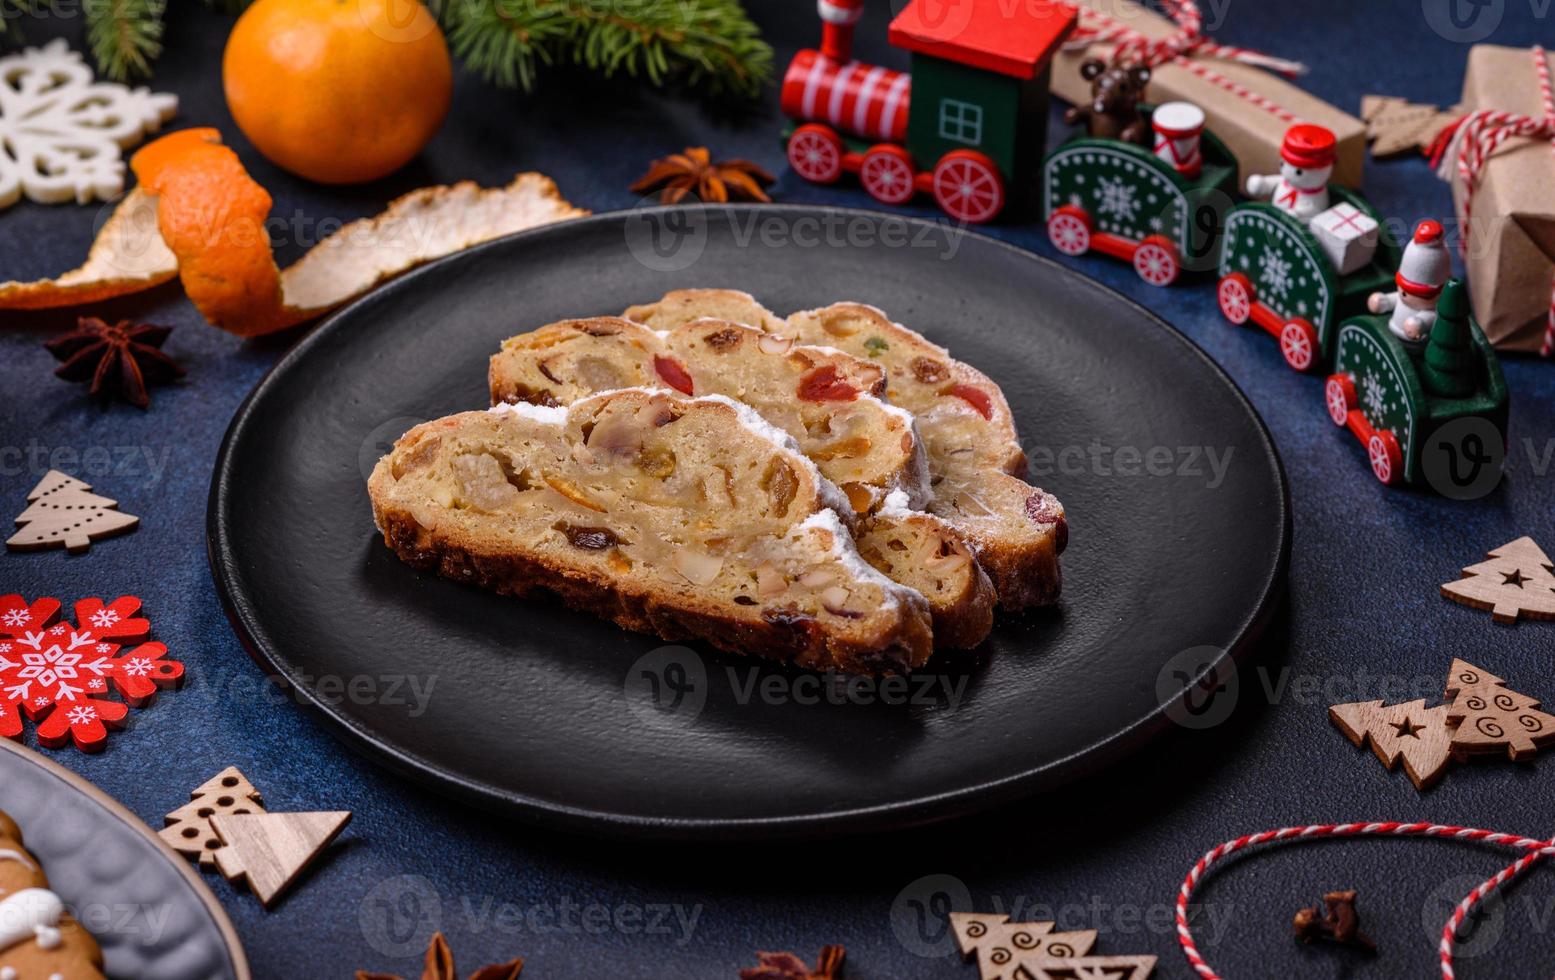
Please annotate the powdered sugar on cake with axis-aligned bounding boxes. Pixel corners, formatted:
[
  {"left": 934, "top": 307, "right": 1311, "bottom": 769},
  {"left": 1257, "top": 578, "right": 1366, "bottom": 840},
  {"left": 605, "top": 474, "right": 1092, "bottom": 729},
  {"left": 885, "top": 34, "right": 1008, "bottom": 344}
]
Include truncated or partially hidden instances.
[{"left": 797, "top": 509, "right": 926, "bottom": 613}]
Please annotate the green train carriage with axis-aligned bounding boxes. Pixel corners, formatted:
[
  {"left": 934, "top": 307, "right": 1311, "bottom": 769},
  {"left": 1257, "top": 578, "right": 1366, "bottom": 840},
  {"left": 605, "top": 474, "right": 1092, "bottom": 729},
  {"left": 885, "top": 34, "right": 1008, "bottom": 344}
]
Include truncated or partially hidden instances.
[
  {"left": 1215, "top": 187, "right": 1402, "bottom": 372},
  {"left": 1041, "top": 107, "right": 1240, "bottom": 286},
  {"left": 1323, "top": 280, "right": 1509, "bottom": 486}
]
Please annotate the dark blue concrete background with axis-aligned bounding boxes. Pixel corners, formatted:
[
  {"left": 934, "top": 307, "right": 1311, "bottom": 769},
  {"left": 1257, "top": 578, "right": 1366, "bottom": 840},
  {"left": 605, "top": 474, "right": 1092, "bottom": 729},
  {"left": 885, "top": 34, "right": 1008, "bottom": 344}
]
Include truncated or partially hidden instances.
[{"left": 3, "top": 1, "right": 1555, "bottom": 977}]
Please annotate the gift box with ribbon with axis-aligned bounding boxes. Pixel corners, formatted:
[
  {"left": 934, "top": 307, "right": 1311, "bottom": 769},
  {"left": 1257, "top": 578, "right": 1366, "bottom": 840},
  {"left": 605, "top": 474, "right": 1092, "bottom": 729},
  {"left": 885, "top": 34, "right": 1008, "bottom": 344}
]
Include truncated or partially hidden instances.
[
  {"left": 1432, "top": 44, "right": 1555, "bottom": 356},
  {"left": 1051, "top": 0, "right": 1365, "bottom": 189}
]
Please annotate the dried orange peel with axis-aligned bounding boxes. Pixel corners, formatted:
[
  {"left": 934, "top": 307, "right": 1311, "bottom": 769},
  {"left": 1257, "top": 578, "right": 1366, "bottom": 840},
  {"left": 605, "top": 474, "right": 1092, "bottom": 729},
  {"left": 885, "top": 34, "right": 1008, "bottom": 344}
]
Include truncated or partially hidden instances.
[
  {"left": 132, "top": 128, "right": 292, "bottom": 336},
  {"left": 0, "top": 189, "right": 177, "bottom": 309},
  {"left": 1, "top": 128, "right": 586, "bottom": 336}
]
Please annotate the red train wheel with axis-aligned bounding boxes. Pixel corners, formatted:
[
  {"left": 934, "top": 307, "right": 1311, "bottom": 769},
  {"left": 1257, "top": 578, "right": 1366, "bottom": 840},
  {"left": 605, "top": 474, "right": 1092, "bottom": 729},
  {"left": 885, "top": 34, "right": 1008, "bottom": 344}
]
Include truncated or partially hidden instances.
[
  {"left": 1047, "top": 205, "right": 1091, "bottom": 256},
  {"left": 1325, "top": 374, "right": 1356, "bottom": 427},
  {"left": 1133, "top": 235, "right": 1181, "bottom": 287},
  {"left": 787, "top": 124, "right": 844, "bottom": 184},
  {"left": 1367, "top": 430, "right": 1403, "bottom": 485},
  {"left": 1279, "top": 318, "right": 1319, "bottom": 372},
  {"left": 1217, "top": 273, "right": 1253, "bottom": 325},
  {"left": 931, "top": 150, "right": 1004, "bottom": 224},
  {"left": 860, "top": 145, "right": 916, "bottom": 205}
]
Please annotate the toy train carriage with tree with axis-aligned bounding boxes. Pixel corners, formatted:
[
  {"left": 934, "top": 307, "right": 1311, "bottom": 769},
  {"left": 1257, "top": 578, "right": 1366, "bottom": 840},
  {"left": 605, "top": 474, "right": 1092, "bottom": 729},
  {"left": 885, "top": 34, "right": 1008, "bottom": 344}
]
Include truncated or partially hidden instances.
[
  {"left": 1215, "top": 124, "right": 1401, "bottom": 372},
  {"left": 781, "top": 0, "right": 1076, "bottom": 223},
  {"left": 1325, "top": 279, "right": 1508, "bottom": 487},
  {"left": 1043, "top": 90, "right": 1238, "bottom": 287}
]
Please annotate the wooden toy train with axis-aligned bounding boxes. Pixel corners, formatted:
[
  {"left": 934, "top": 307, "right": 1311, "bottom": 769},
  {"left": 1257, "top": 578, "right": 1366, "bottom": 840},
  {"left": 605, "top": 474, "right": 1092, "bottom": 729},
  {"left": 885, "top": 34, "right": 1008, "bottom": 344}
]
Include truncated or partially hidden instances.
[
  {"left": 1037, "top": 70, "right": 1509, "bottom": 488},
  {"left": 780, "top": 0, "right": 1076, "bottom": 223}
]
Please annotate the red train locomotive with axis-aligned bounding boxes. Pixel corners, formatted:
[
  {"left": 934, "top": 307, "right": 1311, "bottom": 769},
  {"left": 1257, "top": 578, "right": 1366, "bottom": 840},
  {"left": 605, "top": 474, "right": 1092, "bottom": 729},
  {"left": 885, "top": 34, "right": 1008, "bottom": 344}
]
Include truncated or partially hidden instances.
[{"left": 780, "top": 0, "right": 1076, "bottom": 223}]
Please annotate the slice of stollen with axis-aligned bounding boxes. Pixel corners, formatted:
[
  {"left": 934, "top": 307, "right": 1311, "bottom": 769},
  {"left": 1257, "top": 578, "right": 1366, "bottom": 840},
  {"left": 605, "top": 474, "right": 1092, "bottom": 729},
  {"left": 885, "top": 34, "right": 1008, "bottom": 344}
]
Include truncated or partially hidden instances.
[
  {"left": 623, "top": 291, "right": 1067, "bottom": 609},
  {"left": 490, "top": 317, "right": 994, "bottom": 649},
  {"left": 368, "top": 388, "right": 934, "bottom": 673},
  {"left": 489, "top": 316, "right": 927, "bottom": 513}
]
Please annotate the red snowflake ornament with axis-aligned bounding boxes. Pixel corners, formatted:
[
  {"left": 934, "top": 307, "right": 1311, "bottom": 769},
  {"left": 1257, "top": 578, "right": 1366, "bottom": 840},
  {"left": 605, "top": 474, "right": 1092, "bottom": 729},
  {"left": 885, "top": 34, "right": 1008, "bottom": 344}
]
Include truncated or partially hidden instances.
[{"left": 0, "top": 595, "right": 182, "bottom": 752}]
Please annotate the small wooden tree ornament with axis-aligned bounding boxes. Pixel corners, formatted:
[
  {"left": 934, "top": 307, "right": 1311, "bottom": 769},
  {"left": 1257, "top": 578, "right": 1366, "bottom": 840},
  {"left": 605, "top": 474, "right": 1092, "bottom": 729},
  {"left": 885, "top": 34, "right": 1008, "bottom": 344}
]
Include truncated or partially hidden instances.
[
  {"left": 951, "top": 913, "right": 1152, "bottom": 980},
  {"left": 210, "top": 810, "right": 351, "bottom": 908},
  {"left": 1015, "top": 956, "right": 1157, "bottom": 980},
  {"left": 1443, "top": 659, "right": 1555, "bottom": 761},
  {"left": 158, "top": 767, "right": 266, "bottom": 866},
  {"left": 6, "top": 470, "right": 138, "bottom": 553},
  {"left": 1441, "top": 537, "right": 1555, "bottom": 624},
  {"left": 1328, "top": 699, "right": 1455, "bottom": 789}
]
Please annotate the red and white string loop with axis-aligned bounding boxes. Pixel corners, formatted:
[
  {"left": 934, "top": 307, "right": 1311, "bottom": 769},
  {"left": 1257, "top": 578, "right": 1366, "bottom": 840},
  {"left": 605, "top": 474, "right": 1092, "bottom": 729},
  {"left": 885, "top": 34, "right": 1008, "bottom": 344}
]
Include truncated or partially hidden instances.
[
  {"left": 1431, "top": 46, "right": 1555, "bottom": 356},
  {"left": 1175, "top": 821, "right": 1555, "bottom": 980}
]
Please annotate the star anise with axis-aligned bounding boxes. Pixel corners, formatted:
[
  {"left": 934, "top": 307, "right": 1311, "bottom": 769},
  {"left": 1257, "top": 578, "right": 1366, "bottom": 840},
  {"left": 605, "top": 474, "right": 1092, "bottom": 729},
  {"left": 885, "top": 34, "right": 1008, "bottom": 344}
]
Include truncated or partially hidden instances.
[
  {"left": 739, "top": 944, "right": 844, "bottom": 980},
  {"left": 356, "top": 932, "right": 523, "bottom": 980},
  {"left": 45, "top": 317, "right": 185, "bottom": 409},
  {"left": 630, "top": 146, "right": 775, "bottom": 204}
]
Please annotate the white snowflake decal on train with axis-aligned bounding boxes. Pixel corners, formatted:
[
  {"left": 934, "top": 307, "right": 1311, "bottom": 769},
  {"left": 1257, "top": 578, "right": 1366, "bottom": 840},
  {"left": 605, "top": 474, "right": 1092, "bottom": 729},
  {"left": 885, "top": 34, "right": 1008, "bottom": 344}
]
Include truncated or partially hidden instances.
[
  {"left": 1259, "top": 246, "right": 1293, "bottom": 299},
  {"left": 1363, "top": 371, "right": 1388, "bottom": 416},
  {"left": 1098, "top": 176, "right": 1140, "bottom": 223}
]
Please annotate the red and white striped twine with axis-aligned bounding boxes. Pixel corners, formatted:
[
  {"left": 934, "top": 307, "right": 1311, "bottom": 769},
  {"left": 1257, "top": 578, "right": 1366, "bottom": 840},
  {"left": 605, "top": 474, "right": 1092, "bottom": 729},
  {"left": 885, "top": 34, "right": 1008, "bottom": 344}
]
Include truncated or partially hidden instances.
[
  {"left": 1063, "top": 0, "right": 1307, "bottom": 124},
  {"left": 1430, "top": 46, "right": 1555, "bottom": 356},
  {"left": 1175, "top": 821, "right": 1555, "bottom": 979}
]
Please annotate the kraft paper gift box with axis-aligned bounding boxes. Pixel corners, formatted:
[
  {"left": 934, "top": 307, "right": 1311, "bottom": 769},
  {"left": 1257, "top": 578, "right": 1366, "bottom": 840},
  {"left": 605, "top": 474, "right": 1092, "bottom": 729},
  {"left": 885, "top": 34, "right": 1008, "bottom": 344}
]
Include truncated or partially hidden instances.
[
  {"left": 1050, "top": 0, "right": 1366, "bottom": 189},
  {"left": 1445, "top": 44, "right": 1555, "bottom": 354}
]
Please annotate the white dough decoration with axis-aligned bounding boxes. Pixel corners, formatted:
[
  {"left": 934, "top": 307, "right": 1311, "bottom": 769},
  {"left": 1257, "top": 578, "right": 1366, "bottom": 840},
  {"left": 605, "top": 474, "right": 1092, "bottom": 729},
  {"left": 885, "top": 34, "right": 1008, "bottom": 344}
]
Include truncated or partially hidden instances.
[
  {"left": 0, "top": 40, "right": 178, "bottom": 210},
  {"left": 0, "top": 888, "right": 65, "bottom": 953}
]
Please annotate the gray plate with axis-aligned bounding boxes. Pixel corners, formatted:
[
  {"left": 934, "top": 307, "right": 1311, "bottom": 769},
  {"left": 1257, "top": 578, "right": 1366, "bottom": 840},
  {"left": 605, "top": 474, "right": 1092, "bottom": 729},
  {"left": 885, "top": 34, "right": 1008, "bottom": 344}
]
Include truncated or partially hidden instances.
[{"left": 0, "top": 740, "right": 250, "bottom": 980}]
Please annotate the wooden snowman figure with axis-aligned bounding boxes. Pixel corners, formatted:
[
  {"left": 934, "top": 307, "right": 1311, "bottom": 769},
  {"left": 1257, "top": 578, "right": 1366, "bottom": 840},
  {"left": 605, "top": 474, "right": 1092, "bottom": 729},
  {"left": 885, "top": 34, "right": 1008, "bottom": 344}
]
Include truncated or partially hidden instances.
[
  {"left": 1245, "top": 124, "right": 1335, "bottom": 224},
  {"left": 1368, "top": 219, "right": 1451, "bottom": 345}
]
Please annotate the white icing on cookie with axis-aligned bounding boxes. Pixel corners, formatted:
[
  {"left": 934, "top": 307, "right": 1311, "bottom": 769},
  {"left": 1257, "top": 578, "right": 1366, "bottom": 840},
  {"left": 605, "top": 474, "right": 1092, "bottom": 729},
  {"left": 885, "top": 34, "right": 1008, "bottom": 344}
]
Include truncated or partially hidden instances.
[
  {"left": 0, "top": 851, "right": 36, "bottom": 873},
  {"left": 0, "top": 888, "right": 63, "bottom": 953}
]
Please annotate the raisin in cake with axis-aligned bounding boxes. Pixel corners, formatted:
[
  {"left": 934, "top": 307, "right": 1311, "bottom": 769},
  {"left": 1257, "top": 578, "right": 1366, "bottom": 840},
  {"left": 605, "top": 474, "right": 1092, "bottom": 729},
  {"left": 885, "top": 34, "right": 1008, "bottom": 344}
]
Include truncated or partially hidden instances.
[
  {"left": 368, "top": 388, "right": 934, "bottom": 673},
  {"left": 0, "top": 811, "right": 106, "bottom": 980},
  {"left": 490, "top": 317, "right": 994, "bottom": 648},
  {"left": 622, "top": 291, "right": 1068, "bottom": 609}
]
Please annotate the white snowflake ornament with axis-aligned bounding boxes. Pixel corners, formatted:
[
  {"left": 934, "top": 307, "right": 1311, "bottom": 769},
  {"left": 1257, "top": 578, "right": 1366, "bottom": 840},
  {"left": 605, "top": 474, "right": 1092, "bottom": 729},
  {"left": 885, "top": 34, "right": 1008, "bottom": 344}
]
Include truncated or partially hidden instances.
[{"left": 0, "top": 40, "right": 177, "bottom": 210}]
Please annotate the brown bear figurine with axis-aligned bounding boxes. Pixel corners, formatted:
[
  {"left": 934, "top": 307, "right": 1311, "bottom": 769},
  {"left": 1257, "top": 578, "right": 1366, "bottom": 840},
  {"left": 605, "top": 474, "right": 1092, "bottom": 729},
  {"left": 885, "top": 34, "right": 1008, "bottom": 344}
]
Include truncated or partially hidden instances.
[{"left": 1064, "top": 59, "right": 1152, "bottom": 144}]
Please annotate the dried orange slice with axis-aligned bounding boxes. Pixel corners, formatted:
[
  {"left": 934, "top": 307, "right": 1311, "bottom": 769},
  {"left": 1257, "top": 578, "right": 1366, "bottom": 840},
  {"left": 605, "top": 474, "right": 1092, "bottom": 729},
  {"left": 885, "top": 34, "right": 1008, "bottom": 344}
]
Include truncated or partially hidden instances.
[{"left": 3, "top": 129, "right": 586, "bottom": 335}]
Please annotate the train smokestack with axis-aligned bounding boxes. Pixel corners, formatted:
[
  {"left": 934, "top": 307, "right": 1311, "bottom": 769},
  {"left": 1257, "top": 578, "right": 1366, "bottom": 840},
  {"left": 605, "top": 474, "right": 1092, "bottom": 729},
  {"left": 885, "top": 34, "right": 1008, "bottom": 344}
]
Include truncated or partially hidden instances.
[{"left": 818, "top": 0, "right": 865, "bottom": 61}]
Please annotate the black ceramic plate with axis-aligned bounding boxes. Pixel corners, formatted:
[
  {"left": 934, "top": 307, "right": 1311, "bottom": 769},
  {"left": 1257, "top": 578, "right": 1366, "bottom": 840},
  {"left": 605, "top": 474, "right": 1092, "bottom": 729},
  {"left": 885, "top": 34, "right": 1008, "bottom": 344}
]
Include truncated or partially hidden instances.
[
  {"left": 209, "top": 206, "right": 1288, "bottom": 839},
  {"left": 0, "top": 741, "right": 250, "bottom": 979}
]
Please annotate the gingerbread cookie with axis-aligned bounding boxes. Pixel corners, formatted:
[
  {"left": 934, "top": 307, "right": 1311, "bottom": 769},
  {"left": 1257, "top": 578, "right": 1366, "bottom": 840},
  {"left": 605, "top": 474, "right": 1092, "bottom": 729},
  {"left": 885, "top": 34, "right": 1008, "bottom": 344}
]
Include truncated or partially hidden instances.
[{"left": 0, "top": 811, "right": 106, "bottom": 980}]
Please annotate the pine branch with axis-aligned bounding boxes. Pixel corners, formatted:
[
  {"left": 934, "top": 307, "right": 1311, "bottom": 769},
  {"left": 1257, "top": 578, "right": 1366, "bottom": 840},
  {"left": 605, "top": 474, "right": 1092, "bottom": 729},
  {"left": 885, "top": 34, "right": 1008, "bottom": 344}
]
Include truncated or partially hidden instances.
[
  {"left": 84, "top": 0, "right": 166, "bottom": 80},
  {"left": 441, "top": 0, "right": 772, "bottom": 99},
  {"left": 1, "top": 0, "right": 39, "bottom": 44}
]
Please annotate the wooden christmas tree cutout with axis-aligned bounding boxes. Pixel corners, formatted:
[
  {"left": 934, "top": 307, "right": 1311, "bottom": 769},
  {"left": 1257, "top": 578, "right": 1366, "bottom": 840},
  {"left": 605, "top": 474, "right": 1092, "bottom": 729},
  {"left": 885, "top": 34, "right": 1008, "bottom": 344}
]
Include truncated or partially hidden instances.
[
  {"left": 1443, "top": 659, "right": 1555, "bottom": 760},
  {"left": 1361, "top": 94, "right": 1462, "bottom": 158},
  {"left": 1441, "top": 537, "right": 1555, "bottom": 624},
  {"left": 211, "top": 810, "right": 351, "bottom": 908},
  {"left": 1329, "top": 699, "right": 1455, "bottom": 789},
  {"left": 6, "top": 470, "right": 138, "bottom": 553},
  {"left": 158, "top": 767, "right": 266, "bottom": 866},
  {"left": 1016, "top": 957, "right": 1157, "bottom": 980},
  {"left": 951, "top": 912, "right": 1151, "bottom": 980}
]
